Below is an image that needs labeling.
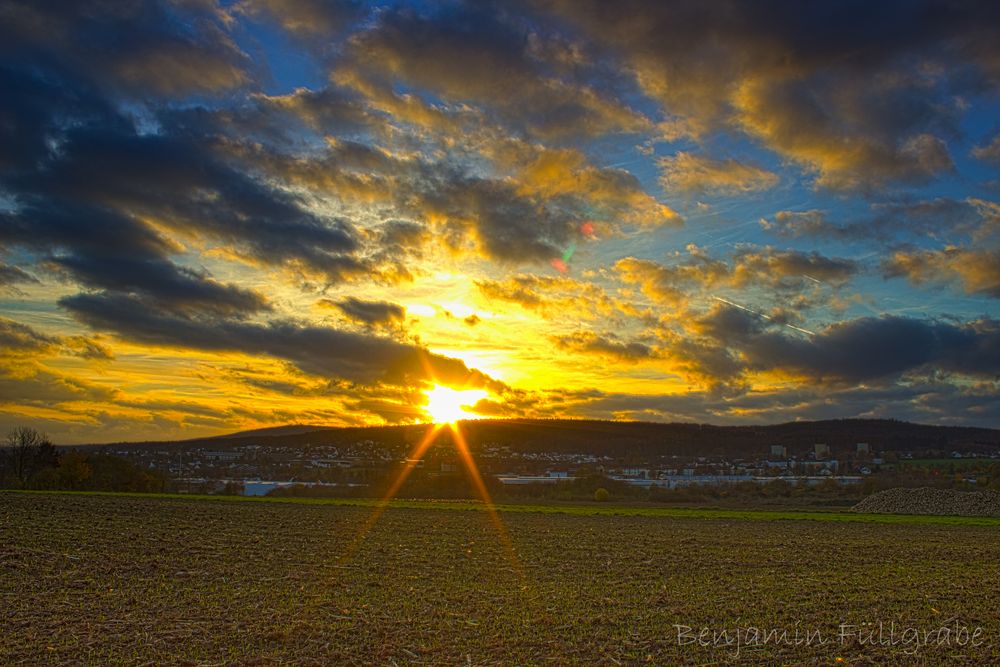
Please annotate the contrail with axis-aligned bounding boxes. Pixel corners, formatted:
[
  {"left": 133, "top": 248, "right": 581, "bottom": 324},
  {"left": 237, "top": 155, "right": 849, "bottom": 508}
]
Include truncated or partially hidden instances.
[
  {"left": 603, "top": 156, "right": 648, "bottom": 170},
  {"left": 712, "top": 296, "right": 815, "bottom": 336}
]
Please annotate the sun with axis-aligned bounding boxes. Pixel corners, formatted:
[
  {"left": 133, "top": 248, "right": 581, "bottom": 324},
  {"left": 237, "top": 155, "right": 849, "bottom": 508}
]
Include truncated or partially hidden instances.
[{"left": 423, "top": 385, "right": 488, "bottom": 424}]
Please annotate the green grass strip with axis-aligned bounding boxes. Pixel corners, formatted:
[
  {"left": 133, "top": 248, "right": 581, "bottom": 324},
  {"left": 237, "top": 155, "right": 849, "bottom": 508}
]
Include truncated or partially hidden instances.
[{"left": 4, "top": 489, "right": 999, "bottom": 526}]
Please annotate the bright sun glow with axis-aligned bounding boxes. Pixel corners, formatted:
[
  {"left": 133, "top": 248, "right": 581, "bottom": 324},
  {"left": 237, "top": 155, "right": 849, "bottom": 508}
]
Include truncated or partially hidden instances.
[{"left": 423, "top": 385, "right": 488, "bottom": 424}]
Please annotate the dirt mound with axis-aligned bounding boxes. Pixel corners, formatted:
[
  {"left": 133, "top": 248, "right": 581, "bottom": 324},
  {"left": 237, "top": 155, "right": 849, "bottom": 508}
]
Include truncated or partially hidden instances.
[{"left": 853, "top": 487, "right": 1000, "bottom": 517}]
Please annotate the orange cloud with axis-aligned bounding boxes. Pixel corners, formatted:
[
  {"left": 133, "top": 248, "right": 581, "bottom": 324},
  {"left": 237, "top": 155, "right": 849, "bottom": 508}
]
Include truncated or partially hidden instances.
[{"left": 659, "top": 152, "right": 778, "bottom": 195}]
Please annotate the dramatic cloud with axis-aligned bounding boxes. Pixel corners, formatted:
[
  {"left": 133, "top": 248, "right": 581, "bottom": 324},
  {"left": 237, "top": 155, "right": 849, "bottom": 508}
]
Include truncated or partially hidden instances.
[
  {"left": 763, "top": 198, "right": 1000, "bottom": 242},
  {"left": 59, "top": 292, "right": 505, "bottom": 394},
  {"left": 553, "top": 331, "right": 656, "bottom": 363},
  {"left": 476, "top": 274, "right": 619, "bottom": 320},
  {"left": 0, "top": 263, "right": 38, "bottom": 291},
  {"left": 51, "top": 255, "right": 271, "bottom": 318},
  {"left": 0, "top": 317, "right": 59, "bottom": 354},
  {"left": 730, "top": 248, "right": 857, "bottom": 287},
  {"left": 0, "top": 364, "right": 114, "bottom": 405},
  {"left": 338, "top": 3, "right": 649, "bottom": 139},
  {"left": 0, "top": 0, "right": 250, "bottom": 96},
  {"left": 326, "top": 297, "right": 407, "bottom": 326},
  {"left": 538, "top": 0, "right": 997, "bottom": 189},
  {"left": 0, "top": 317, "right": 112, "bottom": 361},
  {"left": 659, "top": 152, "right": 779, "bottom": 195},
  {"left": 884, "top": 248, "right": 1000, "bottom": 298},
  {"left": 761, "top": 210, "right": 838, "bottom": 239},
  {"left": 240, "top": 0, "right": 362, "bottom": 37},
  {"left": 615, "top": 245, "right": 857, "bottom": 312},
  {"left": 693, "top": 307, "right": 1000, "bottom": 384},
  {"left": 545, "top": 382, "right": 1000, "bottom": 427},
  {"left": 1, "top": 0, "right": 998, "bottom": 438}
]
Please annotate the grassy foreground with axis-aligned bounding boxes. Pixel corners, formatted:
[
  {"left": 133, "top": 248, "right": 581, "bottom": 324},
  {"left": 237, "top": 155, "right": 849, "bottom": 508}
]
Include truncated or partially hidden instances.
[{"left": 2, "top": 492, "right": 998, "bottom": 665}]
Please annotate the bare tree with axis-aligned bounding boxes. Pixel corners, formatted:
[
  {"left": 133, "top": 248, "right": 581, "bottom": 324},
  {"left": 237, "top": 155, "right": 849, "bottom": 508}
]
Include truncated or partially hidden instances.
[{"left": 5, "top": 427, "right": 56, "bottom": 488}]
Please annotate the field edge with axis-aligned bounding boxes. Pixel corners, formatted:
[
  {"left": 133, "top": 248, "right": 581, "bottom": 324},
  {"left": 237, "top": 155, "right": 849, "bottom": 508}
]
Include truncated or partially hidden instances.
[{"left": 3, "top": 489, "right": 1000, "bottom": 526}]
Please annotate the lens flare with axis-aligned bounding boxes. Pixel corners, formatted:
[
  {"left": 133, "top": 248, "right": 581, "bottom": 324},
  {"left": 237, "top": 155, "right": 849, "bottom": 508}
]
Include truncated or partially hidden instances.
[{"left": 337, "top": 375, "right": 522, "bottom": 578}]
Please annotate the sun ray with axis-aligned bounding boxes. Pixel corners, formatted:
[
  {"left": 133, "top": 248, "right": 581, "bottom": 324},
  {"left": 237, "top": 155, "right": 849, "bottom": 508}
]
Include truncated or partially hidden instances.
[
  {"left": 338, "top": 413, "right": 524, "bottom": 584},
  {"left": 338, "top": 422, "right": 444, "bottom": 564},
  {"left": 449, "top": 422, "right": 523, "bottom": 578},
  {"left": 338, "top": 385, "right": 524, "bottom": 587}
]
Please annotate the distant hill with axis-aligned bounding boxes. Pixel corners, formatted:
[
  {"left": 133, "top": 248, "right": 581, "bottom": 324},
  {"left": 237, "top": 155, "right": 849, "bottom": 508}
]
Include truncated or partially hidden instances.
[
  {"left": 215, "top": 424, "right": 337, "bottom": 439},
  {"left": 84, "top": 418, "right": 1000, "bottom": 458}
]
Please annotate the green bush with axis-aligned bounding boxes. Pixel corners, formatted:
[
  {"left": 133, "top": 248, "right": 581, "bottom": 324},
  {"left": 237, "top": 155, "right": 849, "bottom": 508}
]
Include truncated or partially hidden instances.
[{"left": 594, "top": 487, "right": 610, "bottom": 502}]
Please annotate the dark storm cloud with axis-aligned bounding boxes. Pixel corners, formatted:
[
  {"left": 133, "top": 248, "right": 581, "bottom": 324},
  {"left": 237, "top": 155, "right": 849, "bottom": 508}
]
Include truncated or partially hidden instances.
[
  {"left": 339, "top": 2, "right": 648, "bottom": 139},
  {"left": 0, "top": 200, "right": 176, "bottom": 260},
  {"left": 0, "top": 197, "right": 271, "bottom": 318},
  {"left": 1, "top": 24, "right": 366, "bottom": 293},
  {"left": 159, "top": 85, "right": 380, "bottom": 150},
  {"left": 697, "top": 306, "right": 1000, "bottom": 383},
  {"left": 328, "top": 297, "right": 406, "bottom": 326},
  {"left": 0, "top": 0, "right": 250, "bottom": 96},
  {"left": 59, "top": 292, "right": 506, "bottom": 393},
  {"left": 50, "top": 255, "right": 271, "bottom": 318},
  {"left": 0, "top": 64, "right": 120, "bottom": 177},
  {"left": 20, "top": 127, "right": 360, "bottom": 276},
  {"left": 0, "top": 190, "right": 269, "bottom": 316}
]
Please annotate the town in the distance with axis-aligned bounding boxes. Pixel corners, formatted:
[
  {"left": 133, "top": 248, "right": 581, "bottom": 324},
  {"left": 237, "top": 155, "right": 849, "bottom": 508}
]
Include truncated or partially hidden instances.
[{"left": 8, "top": 419, "right": 998, "bottom": 506}]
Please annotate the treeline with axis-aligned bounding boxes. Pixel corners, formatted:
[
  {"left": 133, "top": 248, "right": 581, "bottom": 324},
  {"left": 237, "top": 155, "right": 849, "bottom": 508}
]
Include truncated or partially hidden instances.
[{"left": 0, "top": 427, "right": 165, "bottom": 493}]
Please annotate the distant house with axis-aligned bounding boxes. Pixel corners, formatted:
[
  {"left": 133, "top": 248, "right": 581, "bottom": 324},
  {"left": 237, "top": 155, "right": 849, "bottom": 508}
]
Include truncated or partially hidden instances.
[
  {"left": 204, "top": 450, "right": 239, "bottom": 463},
  {"left": 770, "top": 445, "right": 787, "bottom": 458},
  {"left": 814, "top": 443, "right": 830, "bottom": 459},
  {"left": 856, "top": 442, "right": 870, "bottom": 454}
]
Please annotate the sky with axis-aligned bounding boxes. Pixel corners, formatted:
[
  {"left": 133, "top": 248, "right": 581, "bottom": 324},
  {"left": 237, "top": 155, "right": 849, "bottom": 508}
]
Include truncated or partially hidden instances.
[{"left": 1, "top": 0, "right": 999, "bottom": 443}]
